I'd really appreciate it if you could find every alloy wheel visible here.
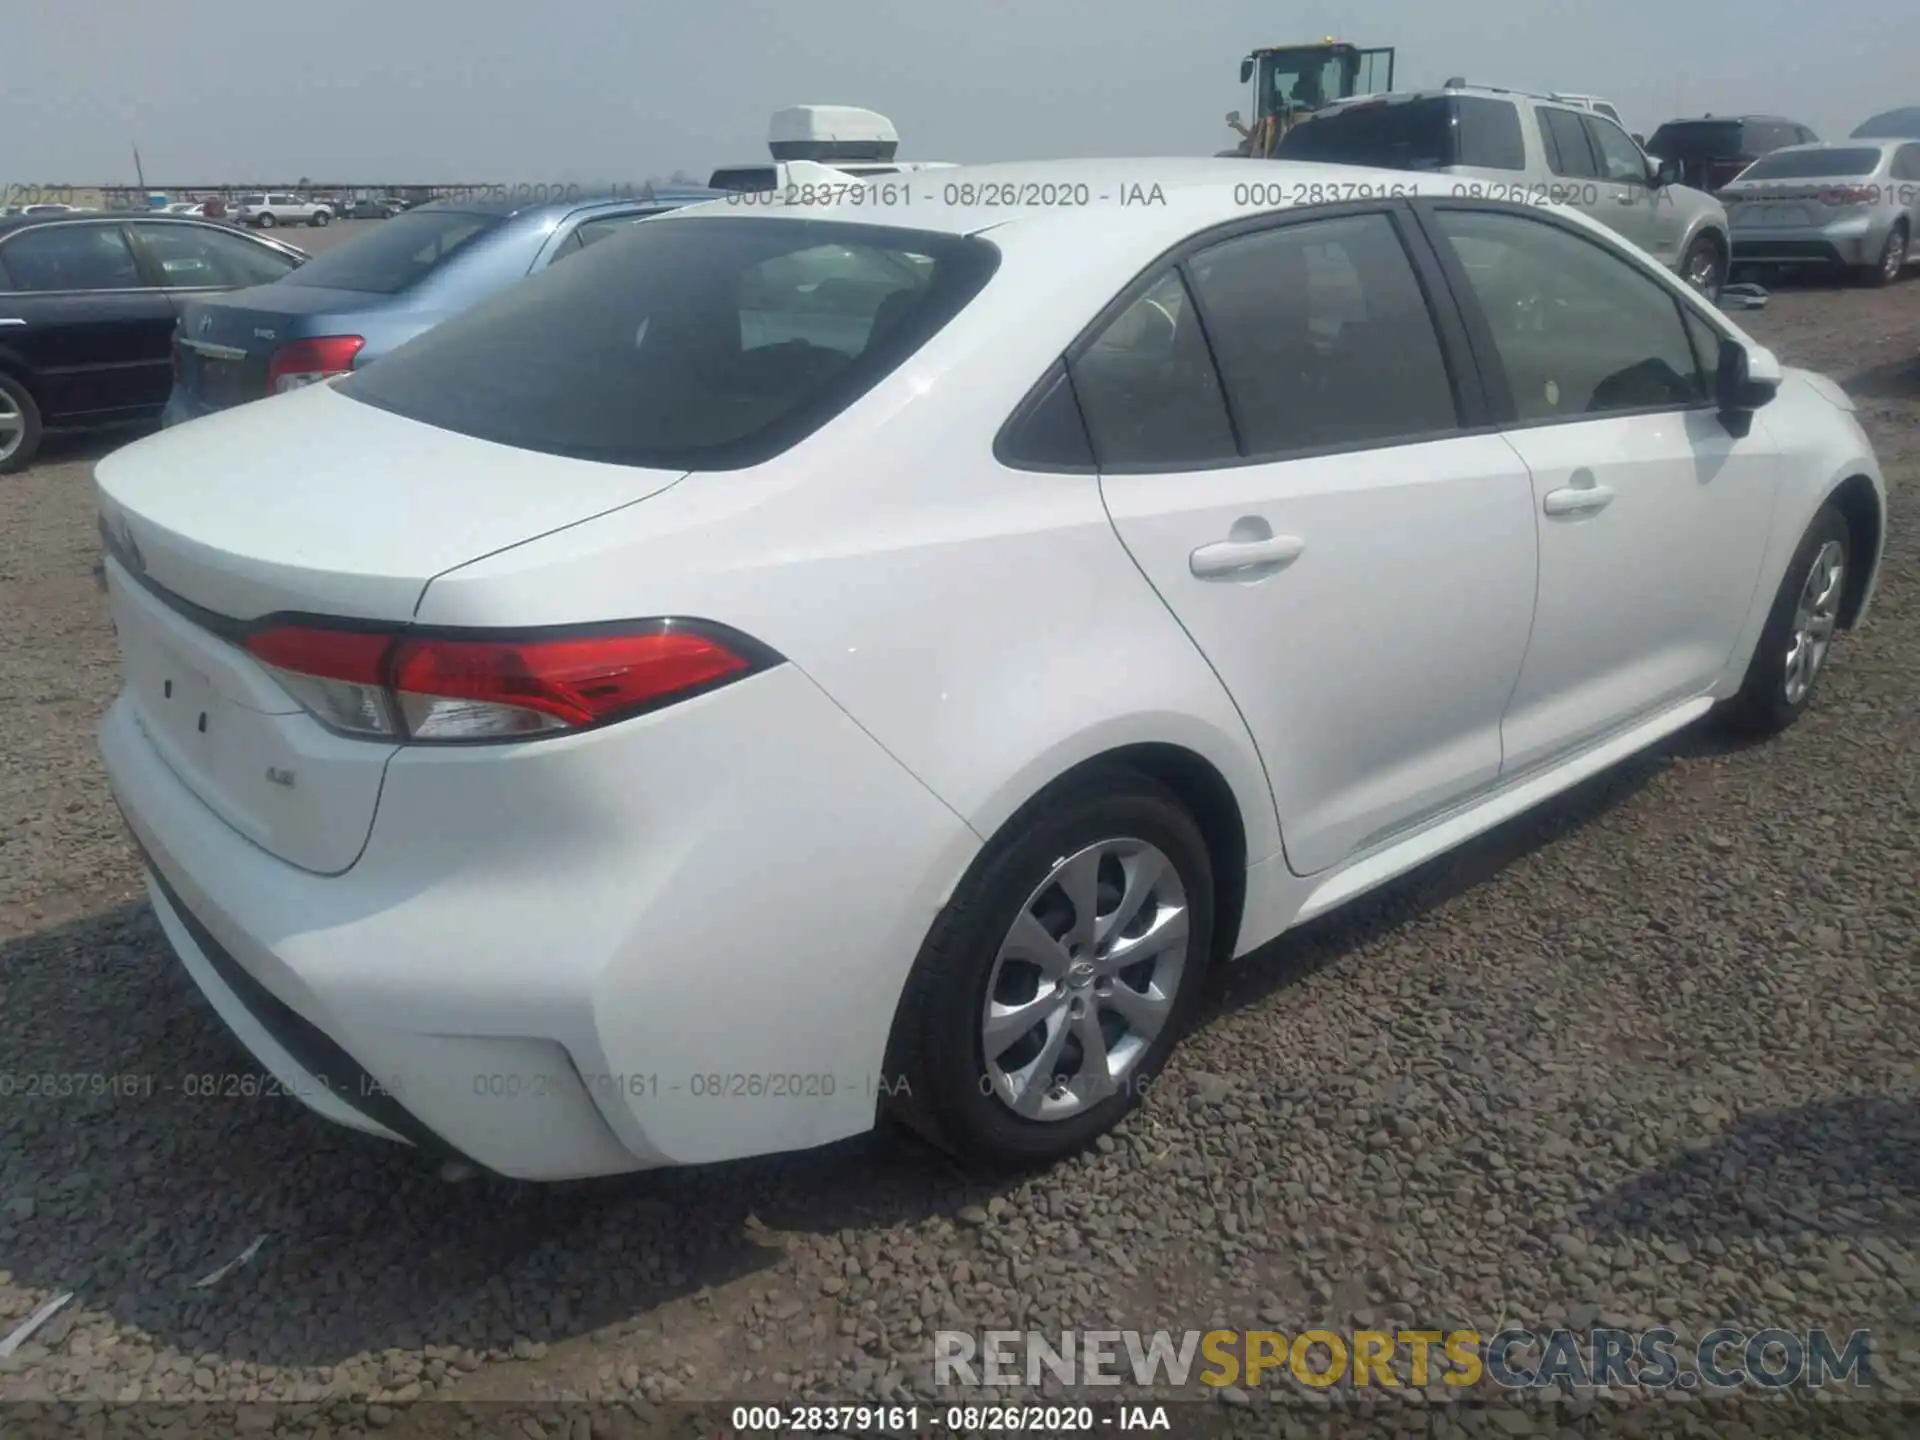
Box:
[1884,229,1908,283]
[0,390,25,465]
[981,838,1189,1121]
[1685,243,1724,300]
[1783,540,1845,706]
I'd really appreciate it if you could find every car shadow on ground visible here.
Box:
[28,421,158,471]
[1842,355,1920,403]
[1577,1095,1919,1245]
[0,717,1761,1370]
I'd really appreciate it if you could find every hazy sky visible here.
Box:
[7,0,1917,183]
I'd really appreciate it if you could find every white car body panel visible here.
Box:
[91,158,1887,1178]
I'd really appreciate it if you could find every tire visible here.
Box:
[311,210,330,227]
[1721,504,1851,735]
[884,767,1214,1170]
[0,371,44,475]
[1681,234,1725,303]
[257,213,276,229]
[1862,223,1907,288]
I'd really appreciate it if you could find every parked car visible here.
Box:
[1277,85,1732,298]
[230,193,333,228]
[164,189,721,427]
[1643,115,1816,194]
[1853,107,1920,140]
[0,215,307,471]
[94,160,1885,1178]
[346,194,408,220]
[1722,140,1920,285]
[1549,93,1626,128]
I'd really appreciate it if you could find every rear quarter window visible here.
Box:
[337,216,1000,470]
[1454,96,1526,170]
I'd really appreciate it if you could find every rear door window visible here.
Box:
[1184,212,1459,455]
[338,216,999,470]
[280,209,503,293]
[128,222,299,287]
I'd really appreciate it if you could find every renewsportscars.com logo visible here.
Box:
[933,1327,1877,1392]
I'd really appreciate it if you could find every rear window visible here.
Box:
[280,209,504,293]
[337,216,1000,471]
[1646,122,1745,158]
[1736,147,1885,180]
[1278,96,1521,170]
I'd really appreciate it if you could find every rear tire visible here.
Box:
[1721,504,1851,735]
[257,213,276,229]
[1861,223,1907,287]
[311,210,330,227]
[884,768,1214,1171]
[0,371,44,475]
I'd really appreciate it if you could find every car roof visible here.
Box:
[1655,114,1805,126]
[408,187,723,220]
[0,212,249,238]
[1751,139,1898,158]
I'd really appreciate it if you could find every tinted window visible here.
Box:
[1738,147,1886,180]
[1455,96,1526,169]
[0,224,143,291]
[1584,116,1649,184]
[130,222,298,287]
[281,209,503,293]
[574,215,649,249]
[1540,108,1601,178]
[1646,121,1743,158]
[237,194,266,206]
[1278,97,1458,170]
[997,362,1094,470]
[1595,103,1623,125]
[1434,209,1705,421]
[1186,213,1457,454]
[1069,268,1236,467]
[339,216,999,470]
[709,167,777,194]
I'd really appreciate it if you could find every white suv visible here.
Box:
[231,193,332,229]
[1281,84,1730,299]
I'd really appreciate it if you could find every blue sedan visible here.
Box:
[164,188,723,424]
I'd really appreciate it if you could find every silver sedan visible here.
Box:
[1722,139,1920,286]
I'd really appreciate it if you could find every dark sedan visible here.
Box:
[0,214,308,472]
[165,188,723,426]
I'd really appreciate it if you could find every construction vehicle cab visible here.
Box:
[1226,41,1396,158]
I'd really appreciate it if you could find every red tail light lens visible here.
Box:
[265,336,365,395]
[1818,185,1878,207]
[241,622,771,742]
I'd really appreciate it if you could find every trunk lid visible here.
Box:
[96,382,689,873]
[174,286,377,412]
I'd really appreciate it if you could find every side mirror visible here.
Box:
[1239,58,1254,84]
[1717,337,1780,435]
[1648,156,1679,189]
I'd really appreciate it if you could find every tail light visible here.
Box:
[241,620,777,743]
[1818,185,1878,207]
[266,336,364,395]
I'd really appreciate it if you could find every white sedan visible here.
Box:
[94,160,1887,1180]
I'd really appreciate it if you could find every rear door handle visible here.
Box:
[1189,534,1306,579]
[1543,482,1617,516]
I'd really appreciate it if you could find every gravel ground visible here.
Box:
[0,272,1915,1434]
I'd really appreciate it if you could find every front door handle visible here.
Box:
[1543,482,1617,516]
[1189,533,1306,579]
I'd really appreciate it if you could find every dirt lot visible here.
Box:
[0,273,1916,1432]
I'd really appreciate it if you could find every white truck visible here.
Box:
[230,191,333,228]
[708,105,956,194]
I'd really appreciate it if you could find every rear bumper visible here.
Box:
[99,661,980,1180]
[1730,217,1891,267]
